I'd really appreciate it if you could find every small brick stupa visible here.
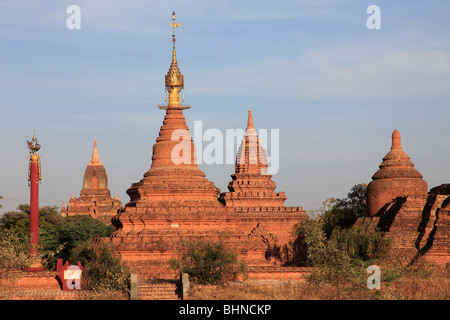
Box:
[61,138,122,224]
[219,110,308,263]
[355,130,449,267]
[367,129,428,216]
[219,109,287,208]
[110,13,308,279]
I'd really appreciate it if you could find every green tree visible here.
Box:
[331,226,389,262]
[0,204,114,270]
[51,215,114,264]
[335,183,368,218]
[314,183,368,237]
[169,240,247,285]
[294,217,368,298]
[0,204,62,235]
[294,217,327,264]
[1,205,45,255]
[0,205,65,265]
[294,184,390,298]
[70,238,129,293]
[0,205,30,238]
[0,229,29,271]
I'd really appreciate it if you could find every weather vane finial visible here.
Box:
[158,11,190,111]
[27,130,42,182]
[171,11,181,47]
[27,130,41,155]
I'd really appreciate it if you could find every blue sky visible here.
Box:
[1,0,450,214]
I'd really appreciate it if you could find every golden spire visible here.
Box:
[165,12,183,90]
[159,11,190,110]
[171,11,180,66]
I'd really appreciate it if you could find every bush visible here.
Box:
[312,184,368,237]
[169,240,247,285]
[70,238,129,293]
[330,226,390,262]
[0,205,114,266]
[52,215,114,264]
[294,217,390,299]
[0,230,28,271]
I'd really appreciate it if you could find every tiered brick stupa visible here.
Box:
[219,110,308,263]
[219,110,287,208]
[61,138,122,224]
[124,14,224,209]
[367,129,428,216]
[111,13,247,278]
[110,13,308,279]
[355,130,449,267]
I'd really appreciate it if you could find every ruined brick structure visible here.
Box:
[60,138,122,224]
[110,14,308,279]
[360,130,449,267]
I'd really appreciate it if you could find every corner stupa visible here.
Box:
[366,129,428,216]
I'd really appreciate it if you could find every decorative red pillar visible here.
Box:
[26,133,43,272]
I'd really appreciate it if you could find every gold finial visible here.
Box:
[159,11,191,111]
[27,131,42,182]
[166,11,183,91]
[171,11,181,39]
[171,11,181,61]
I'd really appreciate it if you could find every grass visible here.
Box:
[186,264,450,300]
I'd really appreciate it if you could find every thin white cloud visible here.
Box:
[187,43,450,100]
[0,0,359,39]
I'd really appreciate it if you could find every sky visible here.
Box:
[1,0,450,215]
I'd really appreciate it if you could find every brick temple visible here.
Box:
[61,14,448,276]
[60,138,122,224]
[109,14,308,279]
[356,130,450,267]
